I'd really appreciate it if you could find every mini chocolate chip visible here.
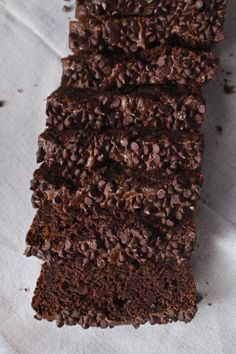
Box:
[131,142,139,151]
[54,196,62,204]
[152,144,160,154]
[195,0,203,9]
[44,240,51,251]
[84,197,93,206]
[97,258,106,268]
[63,5,73,12]
[166,219,174,228]
[157,189,166,199]
[65,240,72,251]
[198,105,206,114]
[177,111,186,121]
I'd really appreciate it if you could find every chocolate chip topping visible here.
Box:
[31,163,204,228]
[62,47,218,90]
[75,0,226,19]
[37,129,204,184]
[26,205,196,265]
[70,12,225,54]
[46,88,205,133]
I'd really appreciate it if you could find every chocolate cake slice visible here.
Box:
[62,47,218,90]
[37,128,204,177]
[46,87,205,132]
[32,258,198,328]
[76,0,226,19]
[69,13,225,54]
[31,163,204,228]
[25,205,196,265]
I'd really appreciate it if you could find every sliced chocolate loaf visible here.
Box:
[70,13,225,54]
[31,164,204,228]
[76,0,226,19]
[32,258,198,328]
[25,205,196,265]
[62,47,218,90]
[46,87,205,133]
[37,129,204,177]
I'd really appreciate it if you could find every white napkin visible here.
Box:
[0,1,235,353]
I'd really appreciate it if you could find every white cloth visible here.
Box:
[0,1,236,353]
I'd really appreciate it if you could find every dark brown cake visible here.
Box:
[31,163,204,228]
[32,258,198,328]
[27,0,227,329]
[25,205,196,265]
[75,0,226,19]
[69,13,225,54]
[46,87,205,132]
[37,128,204,178]
[61,47,218,90]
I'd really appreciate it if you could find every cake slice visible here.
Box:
[32,258,198,328]
[62,47,218,90]
[25,205,196,265]
[46,87,205,132]
[69,13,225,54]
[37,128,204,178]
[76,0,226,19]
[31,163,204,228]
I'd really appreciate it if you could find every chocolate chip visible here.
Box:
[177,111,186,121]
[152,144,160,154]
[157,189,166,199]
[223,83,234,94]
[195,1,203,10]
[84,197,93,206]
[63,5,73,12]
[216,125,223,135]
[131,142,139,151]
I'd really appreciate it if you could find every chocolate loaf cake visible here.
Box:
[62,47,218,90]
[32,258,198,328]
[25,205,196,265]
[31,164,204,228]
[69,13,225,54]
[46,87,205,132]
[26,0,227,329]
[76,0,226,19]
[37,129,204,177]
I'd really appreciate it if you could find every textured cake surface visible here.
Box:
[62,47,218,90]
[31,163,204,228]
[46,87,205,133]
[37,128,204,180]
[69,13,225,54]
[75,0,226,18]
[26,205,196,265]
[32,258,198,328]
